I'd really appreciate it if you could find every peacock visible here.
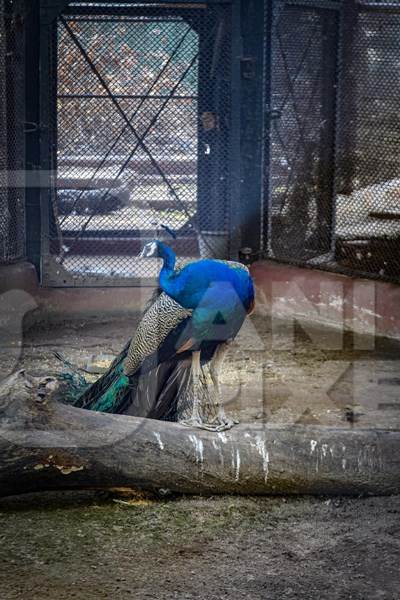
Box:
[65,236,255,431]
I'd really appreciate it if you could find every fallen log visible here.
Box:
[0,372,399,497]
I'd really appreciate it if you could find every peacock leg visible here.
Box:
[181,346,237,431]
[210,342,237,431]
[181,350,214,429]
[190,350,202,424]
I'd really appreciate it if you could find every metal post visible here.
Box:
[227,0,242,258]
[239,0,265,256]
[4,0,26,262]
[335,0,358,195]
[261,0,273,255]
[313,7,339,257]
[25,1,41,272]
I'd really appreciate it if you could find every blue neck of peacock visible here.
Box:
[158,242,177,295]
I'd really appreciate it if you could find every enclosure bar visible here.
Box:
[67,0,228,5]
[59,236,199,255]
[2,0,26,263]
[316,7,339,257]
[60,228,195,238]
[329,0,353,253]
[239,0,265,254]
[284,0,342,10]
[63,17,186,23]
[67,0,217,3]
[334,0,358,196]
[62,4,209,18]
[58,94,197,99]
[262,0,275,255]
[39,11,59,279]
[227,0,242,258]
[358,3,400,13]
[25,3,41,272]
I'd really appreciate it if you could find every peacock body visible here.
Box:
[69,240,255,430]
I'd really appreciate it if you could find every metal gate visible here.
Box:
[41,0,236,286]
[264,0,400,283]
[334,1,400,281]
[264,0,339,265]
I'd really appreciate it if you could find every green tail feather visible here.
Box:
[83,363,131,413]
[72,340,134,414]
[54,351,90,406]
[58,323,195,419]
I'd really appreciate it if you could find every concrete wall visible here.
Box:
[0,260,399,340]
[252,261,400,341]
[0,261,153,326]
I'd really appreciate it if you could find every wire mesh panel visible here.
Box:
[264,0,400,282]
[0,0,26,264]
[335,1,400,280]
[264,1,339,263]
[42,0,233,286]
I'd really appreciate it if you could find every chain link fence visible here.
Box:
[0,0,25,264]
[265,0,338,263]
[335,0,400,280]
[264,0,400,283]
[2,0,399,283]
[42,0,232,285]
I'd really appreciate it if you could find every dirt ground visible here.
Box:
[0,491,399,600]
[1,315,399,599]
[4,312,400,430]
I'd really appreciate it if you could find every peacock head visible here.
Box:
[140,225,177,258]
[140,239,161,258]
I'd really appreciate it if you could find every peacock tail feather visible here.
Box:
[73,340,132,412]
[71,291,193,416]
[83,364,131,413]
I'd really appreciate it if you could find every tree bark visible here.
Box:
[0,372,399,498]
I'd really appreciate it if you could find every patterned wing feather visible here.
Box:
[123,292,192,376]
